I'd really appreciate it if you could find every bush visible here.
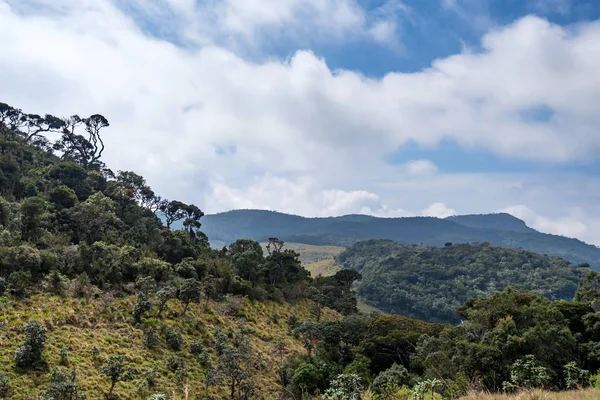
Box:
[163,327,183,351]
[46,269,68,296]
[502,355,551,391]
[8,271,32,297]
[14,320,47,369]
[144,328,160,350]
[190,340,203,355]
[143,363,159,388]
[564,361,589,389]
[0,372,10,398]
[59,346,69,366]
[324,374,363,400]
[286,314,299,334]
[372,363,411,394]
[41,369,86,400]
[132,292,152,324]
[292,362,322,395]
[167,355,186,373]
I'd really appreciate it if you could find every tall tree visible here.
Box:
[160,200,187,230]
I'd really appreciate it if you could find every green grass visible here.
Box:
[0,294,338,399]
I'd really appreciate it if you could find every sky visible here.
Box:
[1,0,600,244]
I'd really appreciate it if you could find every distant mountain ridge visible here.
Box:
[197,209,600,269]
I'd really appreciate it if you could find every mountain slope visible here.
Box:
[337,240,587,323]
[201,210,600,268]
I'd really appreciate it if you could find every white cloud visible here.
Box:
[109,0,407,50]
[401,160,439,176]
[499,205,589,239]
[423,202,457,218]
[205,175,408,218]
[1,2,600,244]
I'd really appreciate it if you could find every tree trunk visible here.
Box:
[182,301,189,317]
[107,380,116,399]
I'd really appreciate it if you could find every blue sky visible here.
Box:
[1,0,600,244]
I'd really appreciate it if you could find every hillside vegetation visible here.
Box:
[200,210,600,269]
[338,240,588,323]
[5,101,600,399]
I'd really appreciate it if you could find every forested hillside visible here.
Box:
[337,240,588,323]
[200,210,600,269]
[5,100,600,399]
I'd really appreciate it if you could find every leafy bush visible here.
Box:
[190,340,203,355]
[371,363,411,394]
[14,320,47,369]
[324,374,363,400]
[0,372,10,398]
[166,355,186,373]
[59,346,69,366]
[163,327,183,351]
[564,361,589,389]
[502,355,551,391]
[41,369,86,400]
[132,292,152,323]
[144,328,160,350]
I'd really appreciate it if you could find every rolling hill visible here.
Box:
[199,209,600,269]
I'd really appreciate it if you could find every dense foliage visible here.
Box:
[200,210,600,268]
[338,240,588,323]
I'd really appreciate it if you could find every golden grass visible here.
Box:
[260,242,346,265]
[0,293,339,399]
[460,388,600,400]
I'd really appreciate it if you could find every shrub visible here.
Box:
[14,320,47,369]
[90,345,101,359]
[167,355,186,373]
[46,269,68,296]
[143,363,159,388]
[163,327,183,351]
[41,369,86,400]
[564,361,589,389]
[59,346,69,366]
[144,328,160,350]
[324,374,363,400]
[502,355,551,391]
[190,340,203,355]
[0,372,10,398]
[132,292,152,324]
[8,271,32,297]
[372,363,411,394]
[286,314,299,334]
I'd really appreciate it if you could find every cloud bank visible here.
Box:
[1,0,600,244]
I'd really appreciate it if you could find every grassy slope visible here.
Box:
[282,243,387,315]
[460,389,600,399]
[0,294,337,399]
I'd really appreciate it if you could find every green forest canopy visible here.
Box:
[337,240,589,324]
